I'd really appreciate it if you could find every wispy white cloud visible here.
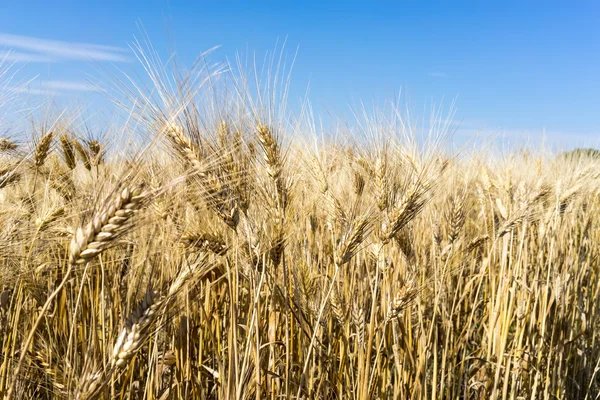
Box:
[429,71,449,78]
[0,33,130,63]
[40,80,102,92]
[9,86,61,96]
[7,79,104,96]
[0,50,56,63]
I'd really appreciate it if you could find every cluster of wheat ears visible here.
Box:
[0,47,600,400]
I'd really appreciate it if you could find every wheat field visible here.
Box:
[0,47,600,400]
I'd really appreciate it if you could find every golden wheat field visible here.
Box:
[0,47,600,400]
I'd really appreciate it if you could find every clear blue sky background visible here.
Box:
[0,1,599,149]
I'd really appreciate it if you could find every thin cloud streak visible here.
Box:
[0,33,130,62]
[7,79,104,96]
[9,86,62,96]
[41,80,102,92]
[0,50,56,63]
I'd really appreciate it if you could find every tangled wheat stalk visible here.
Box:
[5,184,148,400]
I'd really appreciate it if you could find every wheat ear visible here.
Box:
[165,124,204,172]
[69,185,146,265]
[88,140,103,166]
[60,134,76,170]
[34,131,54,167]
[257,124,287,211]
[72,137,92,170]
[166,124,241,228]
[0,138,17,151]
[111,290,162,368]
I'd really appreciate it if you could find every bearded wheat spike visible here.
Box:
[51,171,75,200]
[256,124,288,211]
[481,167,495,194]
[336,214,371,265]
[375,155,389,211]
[75,368,105,400]
[447,196,466,244]
[466,234,490,252]
[60,134,76,170]
[75,291,163,400]
[256,124,282,181]
[88,140,103,166]
[0,138,17,151]
[72,138,91,170]
[553,274,565,305]
[385,280,418,323]
[165,124,205,173]
[166,124,240,229]
[166,258,212,298]
[496,204,532,239]
[217,120,229,146]
[30,350,66,393]
[329,286,347,325]
[293,262,315,318]
[69,185,146,265]
[34,131,54,167]
[111,289,163,369]
[381,183,429,243]
[35,207,65,232]
[352,301,365,347]
[353,171,366,197]
[76,258,210,400]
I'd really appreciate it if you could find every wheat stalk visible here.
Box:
[76,258,211,399]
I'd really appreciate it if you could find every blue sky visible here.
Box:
[0,1,599,149]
